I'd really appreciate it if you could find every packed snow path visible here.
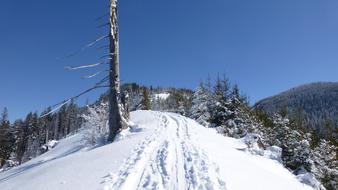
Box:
[0,111,313,190]
[103,112,226,190]
[103,111,312,190]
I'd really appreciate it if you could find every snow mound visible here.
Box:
[264,146,283,163]
[0,111,314,190]
[297,173,325,190]
[41,140,59,152]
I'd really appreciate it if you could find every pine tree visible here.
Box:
[190,82,212,126]
[264,114,313,171]
[140,88,151,110]
[22,112,39,162]
[310,139,338,190]
[66,101,79,134]
[278,106,288,118]
[0,107,9,125]
[322,119,334,142]
[0,108,14,167]
[210,76,231,126]
[12,119,27,164]
[291,107,306,131]
[58,106,68,138]
[40,107,53,145]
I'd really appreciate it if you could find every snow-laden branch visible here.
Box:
[65,61,107,71]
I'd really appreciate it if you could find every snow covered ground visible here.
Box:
[0,111,314,190]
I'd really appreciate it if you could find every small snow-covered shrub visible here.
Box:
[241,134,265,155]
[264,146,282,163]
[296,169,326,190]
[40,140,59,153]
[0,159,19,172]
[81,103,109,146]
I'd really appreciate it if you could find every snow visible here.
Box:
[264,146,283,163]
[0,111,314,190]
[296,172,323,189]
[41,140,59,151]
[153,93,170,100]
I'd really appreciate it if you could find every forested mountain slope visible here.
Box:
[255,82,338,138]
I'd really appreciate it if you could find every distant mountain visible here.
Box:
[255,82,338,136]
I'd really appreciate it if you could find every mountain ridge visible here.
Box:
[255,81,338,138]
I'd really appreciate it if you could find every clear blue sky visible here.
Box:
[1,0,338,121]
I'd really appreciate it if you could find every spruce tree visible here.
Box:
[12,119,27,164]
[0,108,14,166]
[140,88,151,110]
[22,112,39,162]
[210,76,231,126]
[190,82,212,126]
[310,139,338,190]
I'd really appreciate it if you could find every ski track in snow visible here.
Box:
[0,111,314,190]
[103,112,227,190]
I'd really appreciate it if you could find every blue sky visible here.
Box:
[1,0,338,121]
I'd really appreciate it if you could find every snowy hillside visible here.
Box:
[255,82,338,132]
[0,111,313,190]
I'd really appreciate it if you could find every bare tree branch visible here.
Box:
[81,70,108,79]
[95,76,109,85]
[65,61,107,71]
[59,35,109,59]
[100,53,115,60]
[97,22,110,28]
[96,45,109,50]
[40,76,110,118]
[95,13,109,21]
[94,85,110,88]
[40,100,71,118]
[40,84,109,118]
[86,35,109,48]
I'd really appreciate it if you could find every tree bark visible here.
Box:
[107,0,122,142]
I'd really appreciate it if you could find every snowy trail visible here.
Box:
[104,112,226,190]
[0,111,314,190]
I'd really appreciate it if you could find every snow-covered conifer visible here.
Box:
[190,83,212,126]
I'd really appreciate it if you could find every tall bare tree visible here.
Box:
[107,0,122,142]
[42,0,126,143]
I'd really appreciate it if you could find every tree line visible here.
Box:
[0,102,83,170]
[189,76,337,190]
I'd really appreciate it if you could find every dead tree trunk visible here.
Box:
[107,0,122,142]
